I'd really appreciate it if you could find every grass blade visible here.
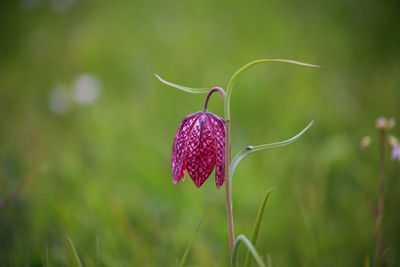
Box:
[267,254,273,267]
[154,74,213,94]
[244,187,277,267]
[96,236,100,266]
[178,202,210,267]
[45,244,49,267]
[67,237,83,267]
[232,234,266,267]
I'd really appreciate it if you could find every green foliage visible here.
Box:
[230,121,314,188]
[0,0,400,266]
[244,187,277,267]
[232,234,266,267]
[68,237,83,267]
[154,74,212,94]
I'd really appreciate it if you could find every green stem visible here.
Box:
[376,129,386,267]
[225,119,234,258]
[201,86,232,257]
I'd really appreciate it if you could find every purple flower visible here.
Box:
[172,111,225,188]
[390,137,400,161]
[376,117,387,129]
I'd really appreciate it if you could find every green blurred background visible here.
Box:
[1,0,399,266]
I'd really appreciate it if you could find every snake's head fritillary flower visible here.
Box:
[172,111,225,188]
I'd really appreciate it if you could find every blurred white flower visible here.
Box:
[48,85,71,115]
[73,74,102,104]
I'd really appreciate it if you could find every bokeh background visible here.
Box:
[1,0,399,266]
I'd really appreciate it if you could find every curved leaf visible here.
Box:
[245,187,277,267]
[232,234,266,267]
[229,120,314,185]
[224,59,321,119]
[154,74,213,94]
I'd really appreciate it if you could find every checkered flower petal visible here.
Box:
[171,112,201,184]
[206,113,226,188]
[171,111,225,188]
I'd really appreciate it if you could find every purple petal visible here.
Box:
[391,140,400,161]
[185,113,216,187]
[395,146,400,162]
[207,112,226,188]
[171,112,201,184]
[391,146,396,160]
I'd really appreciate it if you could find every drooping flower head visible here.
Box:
[172,111,225,188]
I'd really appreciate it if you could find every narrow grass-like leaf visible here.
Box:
[229,121,314,185]
[96,236,100,266]
[300,204,318,266]
[232,234,266,267]
[244,187,277,267]
[67,237,83,267]
[224,59,321,118]
[154,74,213,94]
[45,244,49,267]
[364,255,370,267]
[178,202,210,267]
[267,254,273,267]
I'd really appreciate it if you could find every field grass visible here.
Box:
[0,0,399,266]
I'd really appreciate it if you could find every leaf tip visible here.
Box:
[154,73,162,81]
[302,120,315,133]
[269,186,278,192]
